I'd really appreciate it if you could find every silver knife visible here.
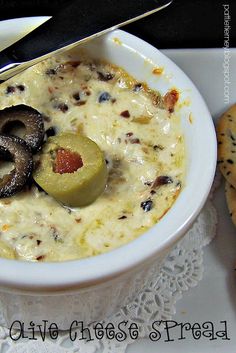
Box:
[0,0,172,81]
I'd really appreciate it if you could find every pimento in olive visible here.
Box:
[33,133,108,207]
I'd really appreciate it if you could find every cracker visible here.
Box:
[217,104,236,188]
[225,181,236,226]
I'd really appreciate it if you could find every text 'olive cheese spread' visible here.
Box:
[0,51,185,262]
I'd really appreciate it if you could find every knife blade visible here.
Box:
[0,0,172,81]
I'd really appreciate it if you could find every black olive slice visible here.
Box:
[0,135,33,198]
[0,105,45,153]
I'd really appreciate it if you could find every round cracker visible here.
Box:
[217,103,236,188]
[225,181,236,226]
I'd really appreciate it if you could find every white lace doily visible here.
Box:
[0,195,218,353]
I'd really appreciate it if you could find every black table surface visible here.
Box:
[0,0,235,49]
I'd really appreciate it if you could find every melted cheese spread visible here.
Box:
[0,52,185,262]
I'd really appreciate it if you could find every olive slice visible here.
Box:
[0,135,33,198]
[33,133,108,207]
[0,105,44,152]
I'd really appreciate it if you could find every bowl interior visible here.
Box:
[0,21,217,291]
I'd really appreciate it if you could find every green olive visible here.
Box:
[33,133,108,207]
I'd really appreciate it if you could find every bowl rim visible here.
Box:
[0,20,217,292]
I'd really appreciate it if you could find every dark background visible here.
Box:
[0,0,235,49]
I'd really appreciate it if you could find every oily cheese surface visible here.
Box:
[217,104,236,188]
[0,51,185,262]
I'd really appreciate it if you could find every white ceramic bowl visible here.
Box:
[0,17,216,329]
